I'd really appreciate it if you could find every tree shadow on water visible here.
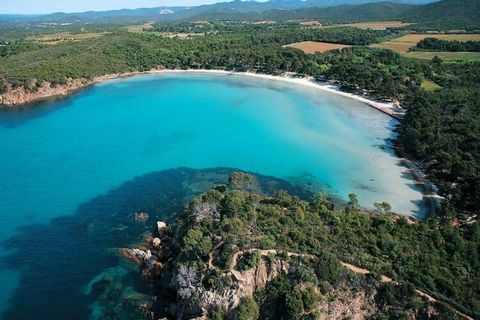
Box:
[1,167,309,320]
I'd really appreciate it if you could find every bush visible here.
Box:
[232,297,259,320]
[209,306,227,320]
[301,286,320,312]
[181,226,213,261]
[237,250,261,271]
[315,252,341,284]
[213,242,235,270]
[202,270,232,292]
[223,190,247,216]
[229,172,254,190]
[286,288,304,320]
[376,282,417,308]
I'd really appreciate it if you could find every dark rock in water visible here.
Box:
[157,221,167,235]
[134,212,150,223]
[152,237,161,248]
[89,279,110,298]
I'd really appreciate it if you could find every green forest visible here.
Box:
[415,38,480,52]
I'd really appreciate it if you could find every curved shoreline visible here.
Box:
[0,68,437,217]
[1,69,405,119]
[159,69,406,119]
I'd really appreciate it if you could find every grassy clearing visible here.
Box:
[297,21,409,30]
[286,41,351,54]
[30,32,105,44]
[406,51,480,61]
[421,80,442,91]
[297,20,323,27]
[161,32,205,39]
[373,33,480,53]
[126,23,154,33]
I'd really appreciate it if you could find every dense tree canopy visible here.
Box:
[170,178,480,318]
[416,38,480,52]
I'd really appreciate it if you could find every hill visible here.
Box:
[187,0,479,29]
[0,0,435,25]
[403,0,480,30]
[7,0,477,30]
[189,2,416,23]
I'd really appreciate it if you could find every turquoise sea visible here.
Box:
[0,73,426,319]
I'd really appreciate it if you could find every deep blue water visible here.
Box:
[0,73,426,319]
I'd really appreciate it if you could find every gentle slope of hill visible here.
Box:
[0,0,435,24]
[403,0,480,29]
[189,2,416,22]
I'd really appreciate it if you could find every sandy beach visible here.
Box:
[0,68,405,120]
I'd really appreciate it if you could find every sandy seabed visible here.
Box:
[157,69,406,119]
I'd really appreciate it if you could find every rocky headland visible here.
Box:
[118,173,473,320]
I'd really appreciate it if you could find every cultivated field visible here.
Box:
[287,41,351,54]
[343,21,411,30]
[296,21,408,30]
[298,20,323,27]
[162,32,205,39]
[30,32,105,44]
[373,33,480,53]
[127,23,154,33]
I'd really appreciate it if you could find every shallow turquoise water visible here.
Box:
[0,73,425,318]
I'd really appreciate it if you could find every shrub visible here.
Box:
[237,250,261,271]
[232,297,259,320]
[315,252,341,284]
[286,288,304,320]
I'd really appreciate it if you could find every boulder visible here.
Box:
[152,237,161,247]
[157,221,167,234]
[132,248,150,261]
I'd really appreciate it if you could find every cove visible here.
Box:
[0,72,426,318]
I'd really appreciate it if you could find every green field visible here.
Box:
[420,79,442,91]
[405,51,480,61]
[373,33,480,55]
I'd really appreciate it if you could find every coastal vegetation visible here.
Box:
[135,173,480,319]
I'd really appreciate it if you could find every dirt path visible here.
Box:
[340,262,437,302]
[212,248,473,320]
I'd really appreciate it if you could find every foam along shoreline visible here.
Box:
[159,69,407,119]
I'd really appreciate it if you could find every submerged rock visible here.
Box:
[134,212,150,222]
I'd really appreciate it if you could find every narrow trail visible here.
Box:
[209,248,473,320]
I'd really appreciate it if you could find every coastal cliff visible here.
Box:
[0,67,164,107]
[0,78,92,106]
